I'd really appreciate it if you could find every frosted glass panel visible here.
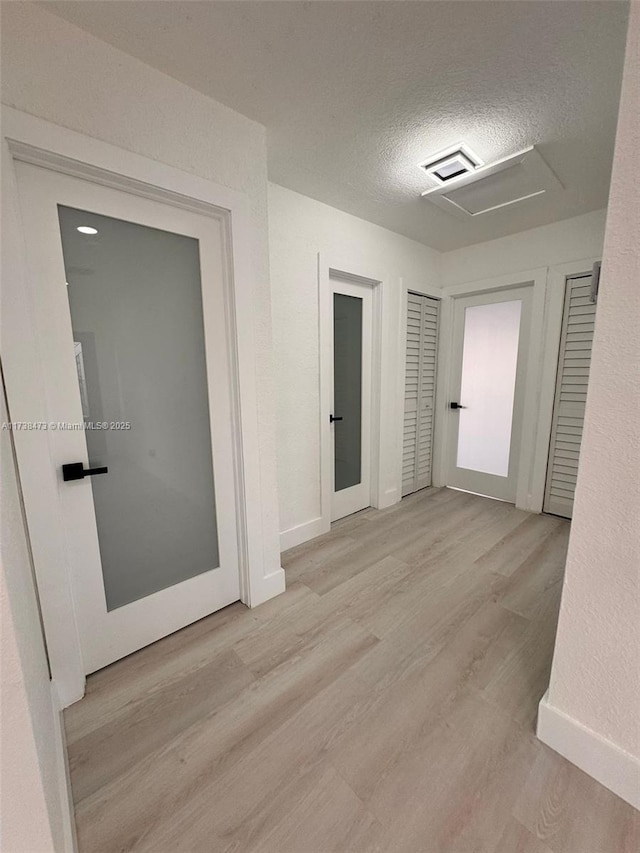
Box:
[333,293,362,491]
[456,300,522,477]
[58,206,219,611]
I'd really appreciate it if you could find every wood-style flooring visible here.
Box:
[64,488,639,852]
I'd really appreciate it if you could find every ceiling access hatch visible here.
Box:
[421,147,563,218]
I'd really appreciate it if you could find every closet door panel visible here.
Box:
[402,293,440,497]
[544,274,597,518]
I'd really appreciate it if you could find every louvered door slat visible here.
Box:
[402,292,439,497]
[544,273,597,518]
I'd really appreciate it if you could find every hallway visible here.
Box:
[63,488,637,852]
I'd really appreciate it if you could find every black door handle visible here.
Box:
[450,402,467,410]
[62,462,109,482]
[329,414,343,423]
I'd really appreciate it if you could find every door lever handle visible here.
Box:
[329,414,343,423]
[449,402,467,410]
[62,462,109,482]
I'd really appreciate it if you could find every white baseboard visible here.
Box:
[376,487,400,511]
[537,690,640,810]
[248,566,287,607]
[50,680,78,852]
[280,516,329,552]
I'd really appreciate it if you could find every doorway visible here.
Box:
[12,161,241,676]
[446,286,533,503]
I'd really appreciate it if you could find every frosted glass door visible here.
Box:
[15,162,240,675]
[330,278,372,522]
[59,206,219,611]
[456,300,522,477]
[447,288,532,503]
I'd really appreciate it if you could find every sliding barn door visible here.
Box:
[402,293,439,497]
[544,273,597,518]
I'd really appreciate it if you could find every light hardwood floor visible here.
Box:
[64,488,639,853]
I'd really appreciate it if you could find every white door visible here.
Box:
[447,286,532,502]
[14,162,240,674]
[402,292,440,497]
[330,278,373,521]
[544,272,597,518]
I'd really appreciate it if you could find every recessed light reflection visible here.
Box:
[77,226,98,235]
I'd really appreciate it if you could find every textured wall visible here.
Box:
[547,4,639,758]
[441,208,607,287]
[268,182,440,535]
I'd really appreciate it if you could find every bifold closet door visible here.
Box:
[402,293,439,497]
[544,273,597,518]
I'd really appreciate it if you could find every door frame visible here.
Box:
[1,107,285,707]
[445,285,534,503]
[318,257,384,535]
[432,268,549,510]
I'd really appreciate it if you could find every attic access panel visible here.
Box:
[422,147,563,219]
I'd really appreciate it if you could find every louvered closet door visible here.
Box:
[402,293,439,496]
[544,273,597,518]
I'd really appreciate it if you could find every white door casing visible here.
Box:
[1,108,285,706]
[446,285,533,503]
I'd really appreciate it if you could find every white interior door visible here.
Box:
[544,272,597,518]
[330,278,373,521]
[15,162,240,674]
[446,286,532,502]
[402,292,440,497]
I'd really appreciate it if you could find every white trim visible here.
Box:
[537,691,640,811]
[280,516,329,552]
[318,254,385,529]
[50,682,78,852]
[378,486,400,510]
[1,107,284,706]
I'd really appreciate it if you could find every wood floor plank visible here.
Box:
[492,818,555,853]
[499,523,569,620]
[326,601,529,804]
[73,618,377,850]
[64,489,636,853]
[512,748,640,853]
[367,693,536,852]
[474,512,566,577]
[67,647,255,803]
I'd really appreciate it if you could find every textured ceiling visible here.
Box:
[44,1,629,251]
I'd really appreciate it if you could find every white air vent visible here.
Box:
[421,147,562,218]
[418,143,482,186]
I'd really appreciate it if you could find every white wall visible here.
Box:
[268,183,440,547]
[538,4,640,809]
[1,389,72,853]
[441,208,606,287]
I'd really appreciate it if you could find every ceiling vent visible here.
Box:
[418,143,482,185]
[420,146,562,218]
